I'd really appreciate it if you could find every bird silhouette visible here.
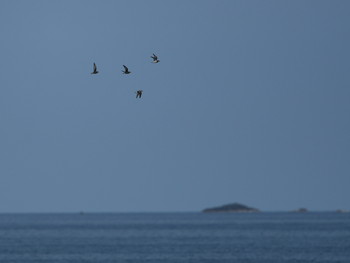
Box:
[122,65,131,74]
[91,63,99,74]
[136,90,143,98]
[151,53,160,63]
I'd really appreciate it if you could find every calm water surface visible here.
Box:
[0,212,349,263]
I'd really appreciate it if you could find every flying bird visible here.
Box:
[91,63,99,74]
[122,65,131,74]
[151,53,160,63]
[136,90,143,98]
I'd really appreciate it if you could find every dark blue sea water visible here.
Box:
[0,212,349,263]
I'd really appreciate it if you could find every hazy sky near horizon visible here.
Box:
[0,0,349,212]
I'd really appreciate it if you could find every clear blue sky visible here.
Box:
[0,0,349,212]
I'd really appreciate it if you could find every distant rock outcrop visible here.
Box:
[202,202,259,213]
[292,208,308,213]
[336,209,349,213]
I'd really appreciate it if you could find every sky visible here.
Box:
[0,0,349,212]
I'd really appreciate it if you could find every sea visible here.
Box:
[0,212,349,263]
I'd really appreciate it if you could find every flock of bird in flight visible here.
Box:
[91,53,160,98]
